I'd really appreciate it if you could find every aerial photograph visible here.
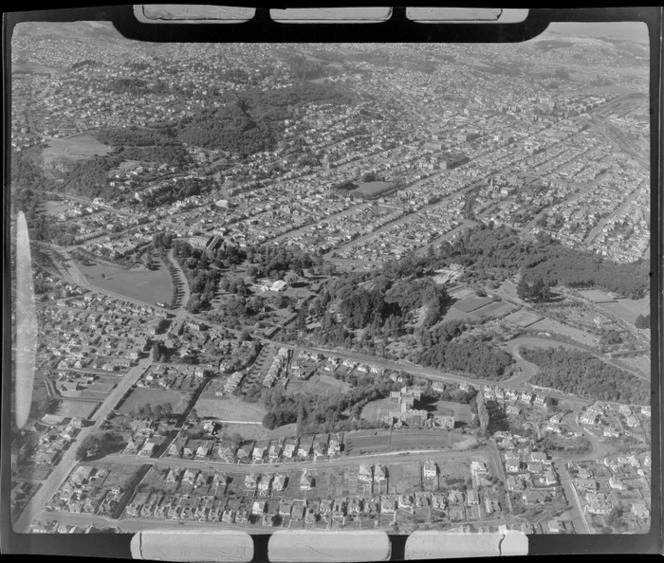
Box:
[9,17,651,538]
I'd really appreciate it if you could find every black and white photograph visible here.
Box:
[4,6,659,556]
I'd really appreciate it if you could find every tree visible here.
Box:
[517,275,551,302]
[634,314,650,329]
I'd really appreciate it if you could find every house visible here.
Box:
[273,473,287,491]
[304,508,317,525]
[268,441,282,462]
[313,436,328,459]
[358,464,373,483]
[244,474,257,490]
[448,490,464,504]
[236,442,253,461]
[530,452,547,463]
[585,492,611,515]
[221,509,236,524]
[423,461,437,479]
[328,434,342,457]
[300,471,314,490]
[380,495,396,514]
[332,498,346,519]
[398,494,413,511]
[217,442,236,462]
[298,436,313,459]
[252,445,267,462]
[258,474,273,493]
[279,500,293,517]
[374,465,387,482]
[252,500,266,515]
[182,469,197,485]
[471,460,488,475]
[282,439,297,459]
[195,442,212,459]
[547,519,563,533]
[505,459,521,473]
[466,489,480,506]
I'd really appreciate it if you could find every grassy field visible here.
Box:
[360,398,394,422]
[76,260,173,305]
[433,400,473,425]
[453,295,494,313]
[526,317,598,347]
[469,300,515,318]
[287,374,350,397]
[195,395,266,422]
[355,181,395,197]
[578,289,615,303]
[53,399,98,419]
[596,298,650,325]
[42,134,112,166]
[504,310,544,327]
[41,201,70,215]
[345,429,463,456]
[118,388,190,415]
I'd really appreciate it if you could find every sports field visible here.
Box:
[453,295,494,313]
[76,260,173,305]
[42,133,112,166]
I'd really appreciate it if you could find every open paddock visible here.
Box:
[345,429,463,456]
[117,388,191,416]
[195,395,266,422]
[387,462,421,494]
[53,399,98,419]
[286,374,350,397]
[76,260,173,306]
[596,299,649,326]
[578,289,615,303]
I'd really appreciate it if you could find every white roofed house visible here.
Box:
[328,434,342,457]
[268,441,282,463]
[423,460,438,479]
[358,464,373,483]
[258,473,273,493]
[374,465,387,483]
[300,470,314,490]
[282,438,298,460]
[273,473,287,492]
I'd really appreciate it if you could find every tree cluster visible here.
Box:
[75,432,125,461]
[521,346,649,404]
[415,337,513,381]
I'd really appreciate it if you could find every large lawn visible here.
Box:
[286,374,350,397]
[194,395,266,422]
[118,388,190,416]
[76,260,173,305]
